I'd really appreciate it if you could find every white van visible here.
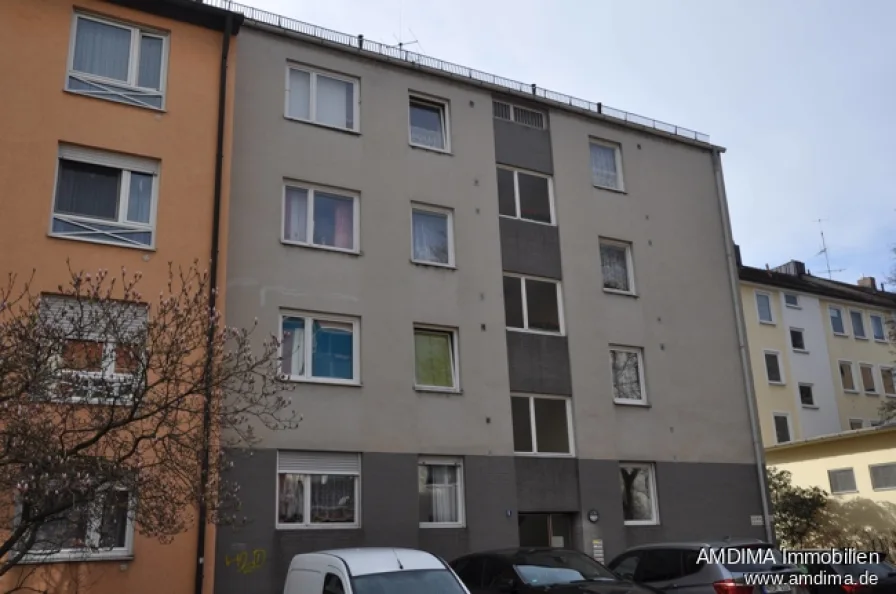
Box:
[283,547,471,594]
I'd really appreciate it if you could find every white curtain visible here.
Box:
[138,36,163,90]
[284,187,308,242]
[278,474,304,523]
[316,75,354,129]
[127,173,153,223]
[421,465,458,523]
[288,69,311,120]
[73,18,131,81]
[281,317,305,376]
[412,211,448,264]
[590,144,618,188]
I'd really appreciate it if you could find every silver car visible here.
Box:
[607,539,809,594]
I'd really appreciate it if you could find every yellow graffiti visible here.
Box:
[225,548,267,574]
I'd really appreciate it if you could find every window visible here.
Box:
[773,413,791,444]
[496,167,554,224]
[492,100,546,129]
[839,361,856,392]
[67,13,167,109]
[409,95,449,151]
[285,65,359,131]
[870,420,883,427]
[764,351,783,384]
[620,463,659,525]
[282,183,359,253]
[51,145,158,248]
[848,418,864,430]
[414,326,459,391]
[280,313,359,384]
[850,310,867,339]
[784,293,800,308]
[600,239,635,294]
[503,275,563,334]
[418,457,464,527]
[755,292,774,324]
[323,574,346,594]
[276,451,360,528]
[871,314,886,341]
[881,367,896,396]
[637,549,687,582]
[411,205,454,266]
[511,395,573,455]
[869,463,896,491]
[610,346,647,404]
[790,328,806,352]
[19,487,133,560]
[609,554,641,581]
[829,306,846,335]
[860,363,877,393]
[799,384,815,407]
[827,468,857,494]
[590,139,623,191]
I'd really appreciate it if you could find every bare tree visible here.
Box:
[0,261,297,586]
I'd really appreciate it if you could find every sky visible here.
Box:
[241,0,895,288]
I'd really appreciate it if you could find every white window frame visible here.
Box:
[418,457,465,528]
[859,362,878,394]
[599,238,636,296]
[755,290,775,325]
[55,339,137,405]
[881,366,896,397]
[503,273,566,336]
[408,94,451,153]
[620,462,659,526]
[278,312,361,386]
[829,306,847,336]
[413,325,460,393]
[16,487,135,563]
[798,383,816,408]
[772,412,792,444]
[511,394,575,457]
[850,310,867,340]
[789,327,808,353]
[609,346,648,406]
[281,182,361,254]
[848,418,864,430]
[50,145,159,250]
[870,314,887,342]
[827,467,857,494]
[763,350,784,385]
[589,139,625,191]
[492,100,547,129]
[496,166,556,226]
[784,293,800,308]
[275,452,361,530]
[67,13,169,110]
[410,204,455,268]
[284,64,360,132]
[839,360,858,393]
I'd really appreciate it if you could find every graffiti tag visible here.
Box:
[225,548,267,575]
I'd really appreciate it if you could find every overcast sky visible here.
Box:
[242,0,895,288]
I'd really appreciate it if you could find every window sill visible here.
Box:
[419,523,466,529]
[280,376,361,387]
[871,486,896,492]
[623,520,659,527]
[276,524,360,531]
[414,386,462,395]
[864,391,879,396]
[843,389,860,395]
[64,87,166,113]
[801,404,819,409]
[506,327,565,337]
[886,393,896,398]
[785,305,802,310]
[614,399,650,408]
[281,240,361,256]
[793,349,810,355]
[498,214,557,227]
[768,381,786,386]
[48,232,156,252]
[832,491,859,496]
[874,339,889,344]
[283,114,361,136]
[593,184,626,195]
[833,332,850,338]
[17,551,134,565]
[411,259,456,270]
[759,320,777,326]
[513,451,575,459]
[409,143,452,156]
[855,336,870,341]
[603,288,638,298]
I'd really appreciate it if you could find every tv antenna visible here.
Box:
[813,219,845,279]
[392,0,424,59]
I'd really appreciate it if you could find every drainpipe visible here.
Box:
[195,13,233,594]
[711,149,776,544]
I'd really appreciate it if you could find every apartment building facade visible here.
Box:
[739,259,896,448]
[216,8,769,593]
[0,1,241,592]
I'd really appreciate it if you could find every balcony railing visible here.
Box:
[205,0,711,144]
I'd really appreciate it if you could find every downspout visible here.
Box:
[196,13,233,594]
[711,149,776,544]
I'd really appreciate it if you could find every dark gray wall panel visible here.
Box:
[464,455,520,553]
[578,459,628,558]
[493,118,553,174]
[515,457,579,512]
[499,217,562,279]
[506,332,572,395]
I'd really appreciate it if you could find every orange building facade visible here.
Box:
[0,0,241,592]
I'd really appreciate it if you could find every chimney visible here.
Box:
[771,260,806,277]
[734,244,742,267]
[857,277,877,289]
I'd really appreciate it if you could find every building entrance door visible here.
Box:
[518,513,573,549]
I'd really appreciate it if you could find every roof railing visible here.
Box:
[205,0,711,144]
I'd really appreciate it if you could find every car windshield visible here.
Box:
[352,569,468,594]
[722,545,790,573]
[512,550,618,586]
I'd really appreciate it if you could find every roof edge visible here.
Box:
[105,0,244,34]
[766,423,896,454]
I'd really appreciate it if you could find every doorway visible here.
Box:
[518,513,573,548]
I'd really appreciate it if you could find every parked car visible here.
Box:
[283,547,470,594]
[450,547,663,593]
[797,550,896,594]
[606,539,808,594]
